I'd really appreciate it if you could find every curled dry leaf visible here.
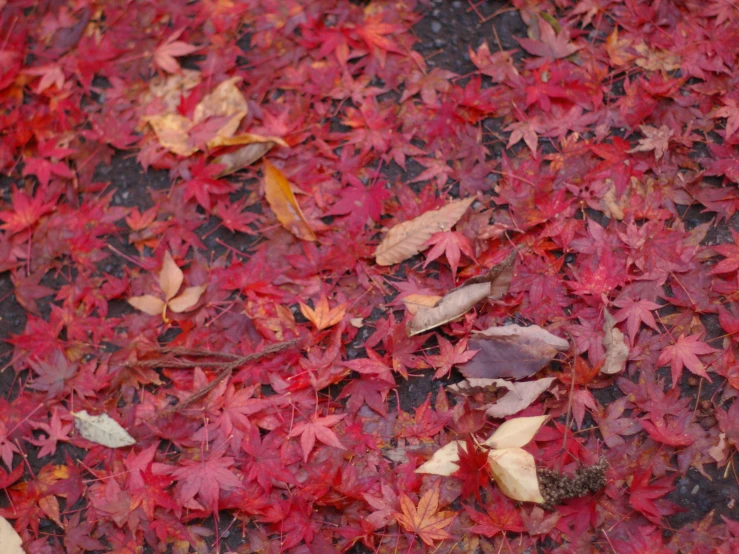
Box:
[214,135,289,177]
[458,324,569,380]
[375,197,474,266]
[0,516,24,554]
[602,310,629,374]
[407,252,515,336]
[73,410,136,448]
[128,251,207,321]
[263,160,317,241]
[402,293,442,315]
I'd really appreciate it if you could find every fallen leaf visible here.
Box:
[602,310,628,374]
[483,377,556,418]
[0,516,23,554]
[375,197,474,266]
[395,485,456,546]
[154,30,199,73]
[214,135,289,177]
[193,76,247,146]
[487,448,545,504]
[263,160,317,241]
[402,293,443,315]
[628,125,673,160]
[143,113,196,156]
[458,325,569,379]
[416,440,465,476]
[407,252,515,336]
[299,294,347,330]
[73,410,136,448]
[482,415,548,449]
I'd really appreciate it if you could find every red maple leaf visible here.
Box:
[289,413,346,462]
[22,140,75,187]
[451,436,490,501]
[711,228,739,274]
[629,469,681,525]
[517,19,581,60]
[657,333,718,385]
[0,186,56,235]
[464,490,525,537]
[169,445,243,513]
[28,408,73,458]
[640,411,697,447]
[613,297,661,343]
[423,231,476,278]
[426,336,478,379]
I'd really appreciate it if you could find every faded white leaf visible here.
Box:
[73,410,136,448]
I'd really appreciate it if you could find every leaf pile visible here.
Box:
[0,0,738,552]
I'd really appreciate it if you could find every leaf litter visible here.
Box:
[0,0,738,551]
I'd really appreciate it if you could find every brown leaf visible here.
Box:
[213,135,288,176]
[602,310,628,374]
[407,252,515,336]
[482,377,556,418]
[193,77,247,146]
[263,160,317,241]
[143,113,195,156]
[458,324,569,379]
[395,485,456,545]
[375,197,474,266]
[402,293,443,315]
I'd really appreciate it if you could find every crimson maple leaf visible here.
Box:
[423,231,476,278]
[182,157,236,211]
[289,413,346,462]
[629,469,682,525]
[0,186,56,235]
[426,336,478,379]
[612,297,661,343]
[169,445,243,513]
[28,408,73,457]
[242,428,299,493]
[153,29,199,73]
[657,333,718,385]
[517,19,581,59]
[464,489,525,537]
[639,411,698,447]
[22,140,75,187]
[451,436,490,501]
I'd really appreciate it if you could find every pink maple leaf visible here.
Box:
[289,413,346,462]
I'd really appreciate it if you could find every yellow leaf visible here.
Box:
[263,160,316,241]
[193,77,248,147]
[488,448,545,503]
[127,294,166,316]
[299,294,346,330]
[143,113,195,156]
[159,251,184,301]
[415,440,464,476]
[375,197,474,266]
[168,284,207,313]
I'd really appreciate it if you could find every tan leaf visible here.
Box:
[72,410,136,448]
[213,135,288,176]
[402,293,443,315]
[143,113,195,156]
[487,448,545,503]
[483,415,547,449]
[408,282,490,336]
[299,295,346,330]
[193,77,247,140]
[159,251,184,301]
[484,377,556,418]
[628,124,673,160]
[263,160,316,241]
[375,197,474,266]
[0,515,24,554]
[602,310,628,374]
[634,42,681,72]
[458,324,569,379]
[395,485,456,546]
[600,182,625,220]
[168,285,207,313]
[127,294,166,316]
[415,440,464,476]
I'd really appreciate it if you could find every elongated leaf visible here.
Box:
[488,448,544,503]
[484,377,556,418]
[602,310,629,374]
[408,282,490,336]
[483,415,547,449]
[375,197,474,266]
[73,410,136,448]
[263,160,316,241]
[127,294,166,316]
[168,284,207,313]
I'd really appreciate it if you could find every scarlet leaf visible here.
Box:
[395,485,456,546]
[289,413,347,462]
[657,333,718,385]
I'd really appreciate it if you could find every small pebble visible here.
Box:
[452,0,462,6]
[431,21,442,33]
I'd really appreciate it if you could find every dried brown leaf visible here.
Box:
[482,415,547,449]
[375,197,474,266]
[408,282,490,336]
[483,377,556,418]
[193,77,247,145]
[159,251,184,301]
[602,310,628,374]
[168,285,207,313]
[488,448,544,503]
